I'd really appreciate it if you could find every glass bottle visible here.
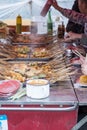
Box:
[57,21,65,39]
[47,10,53,35]
[16,14,22,34]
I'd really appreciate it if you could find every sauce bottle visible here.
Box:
[16,15,22,34]
[40,0,53,17]
[57,22,65,39]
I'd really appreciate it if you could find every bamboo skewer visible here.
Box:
[0,34,76,83]
[0,47,17,56]
[72,49,83,57]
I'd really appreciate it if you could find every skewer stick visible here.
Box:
[72,50,83,57]
[75,50,83,56]
[72,50,80,57]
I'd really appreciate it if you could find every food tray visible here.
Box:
[11,33,55,46]
[7,45,53,61]
[11,42,50,47]
[5,62,49,81]
[7,57,53,62]
[4,60,59,87]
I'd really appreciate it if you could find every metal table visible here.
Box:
[71,67,87,130]
[71,66,87,106]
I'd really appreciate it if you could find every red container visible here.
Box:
[0,81,78,130]
[0,104,78,130]
[40,0,53,17]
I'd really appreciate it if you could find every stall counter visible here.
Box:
[0,80,78,130]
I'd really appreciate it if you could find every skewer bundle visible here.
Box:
[0,44,17,59]
[0,36,75,83]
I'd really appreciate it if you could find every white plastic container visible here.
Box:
[31,16,47,34]
[26,79,50,99]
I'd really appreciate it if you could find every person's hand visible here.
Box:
[51,0,63,12]
[80,55,85,64]
[80,56,87,75]
[81,63,87,75]
[64,32,82,42]
[52,0,59,9]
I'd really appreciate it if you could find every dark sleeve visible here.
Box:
[80,34,87,45]
[66,0,84,33]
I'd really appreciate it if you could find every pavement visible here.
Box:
[78,106,87,130]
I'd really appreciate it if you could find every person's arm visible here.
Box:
[81,56,87,75]
[66,21,84,33]
[66,0,79,33]
[65,31,87,45]
[52,0,87,25]
[80,34,87,45]
[64,32,82,41]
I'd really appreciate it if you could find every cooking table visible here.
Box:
[61,40,87,106]
[0,79,78,130]
[0,37,81,130]
[70,66,87,130]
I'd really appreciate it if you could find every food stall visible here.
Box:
[0,4,86,127]
[0,28,80,130]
